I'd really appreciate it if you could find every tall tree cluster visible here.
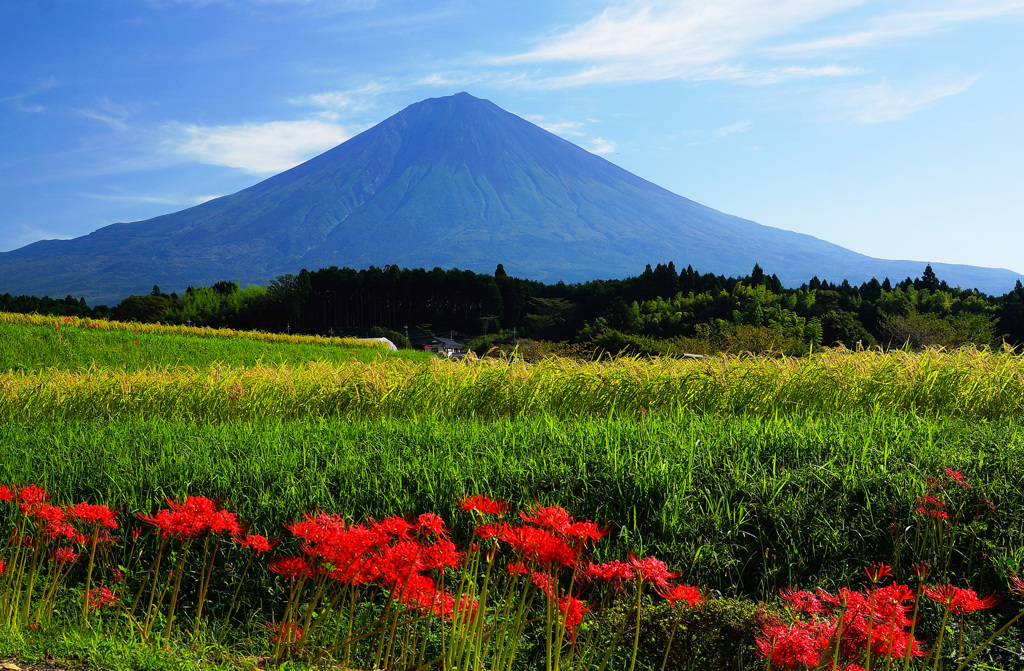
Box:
[4,262,1024,355]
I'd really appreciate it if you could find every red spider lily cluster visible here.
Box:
[759,565,1004,669]
[264,495,705,662]
[87,586,118,609]
[2,481,1021,670]
[758,571,925,670]
[914,467,997,525]
[270,510,466,619]
[923,584,998,614]
[138,495,243,539]
[2,485,118,554]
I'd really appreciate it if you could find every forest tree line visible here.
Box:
[4,262,1024,356]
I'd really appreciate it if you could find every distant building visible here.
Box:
[425,337,465,357]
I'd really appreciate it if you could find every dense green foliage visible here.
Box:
[6,262,1024,355]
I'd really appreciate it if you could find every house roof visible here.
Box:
[429,337,465,347]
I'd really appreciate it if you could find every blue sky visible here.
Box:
[3,0,1023,277]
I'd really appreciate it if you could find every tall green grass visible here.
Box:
[1,413,1021,600]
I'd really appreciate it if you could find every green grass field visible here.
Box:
[2,412,1021,597]
[1,312,1022,670]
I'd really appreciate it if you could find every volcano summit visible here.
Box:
[1,92,1020,304]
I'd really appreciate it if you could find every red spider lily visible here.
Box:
[0,485,13,502]
[583,559,635,583]
[531,571,557,598]
[498,525,579,567]
[558,595,589,640]
[475,522,507,539]
[267,621,303,645]
[17,485,51,515]
[269,556,315,580]
[925,585,999,614]
[864,562,893,583]
[287,511,349,548]
[875,582,915,606]
[915,493,950,521]
[415,512,448,538]
[429,590,478,623]
[911,562,930,580]
[49,546,80,564]
[759,581,925,670]
[206,509,244,535]
[756,617,831,670]
[519,505,573,534]
[564,520,609,544]
[942,467,971,489]
[41,518,81,543]
[139,496,241,539]
[67,502,119,529]
[378,540,429,585]
[660,584,705,608]
[1009,575,1024,596]
[460,495,509,516]
[780,587,827,615]
[507,560,530,575]
[235,533,275,555]
[87,586,118,609]
[371,515,412,539]
[420,539,462,571]
[627,554,678,592]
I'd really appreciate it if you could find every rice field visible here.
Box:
[2,312,1023,669]
[2,342,1024,422]
[0,311,425,373]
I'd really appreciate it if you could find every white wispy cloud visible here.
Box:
[714,121,752,137]
[2,76,59,113]
[77,192,184,205]
[163,119,349,173]
[146,0,376,8]
[585,137,617,154]
[289,81,389,118]
[76,97,135,131]
[826,76,978,123]
[774,1,1024,55]
[523,114,586,136]
[494,0,1023,89]
[11,223,73,248]
[495,0,862,85]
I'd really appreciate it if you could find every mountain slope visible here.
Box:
[1,92,1020,303]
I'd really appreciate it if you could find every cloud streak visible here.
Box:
[774,1,1024,55]
[164,119,349,173]
[585,137,617,154]
[495,0,862,84]
[826,77,978,123]
[2,76,59,113]
[493,0,1022,91]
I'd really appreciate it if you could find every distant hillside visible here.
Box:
[1,92,1021,303]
